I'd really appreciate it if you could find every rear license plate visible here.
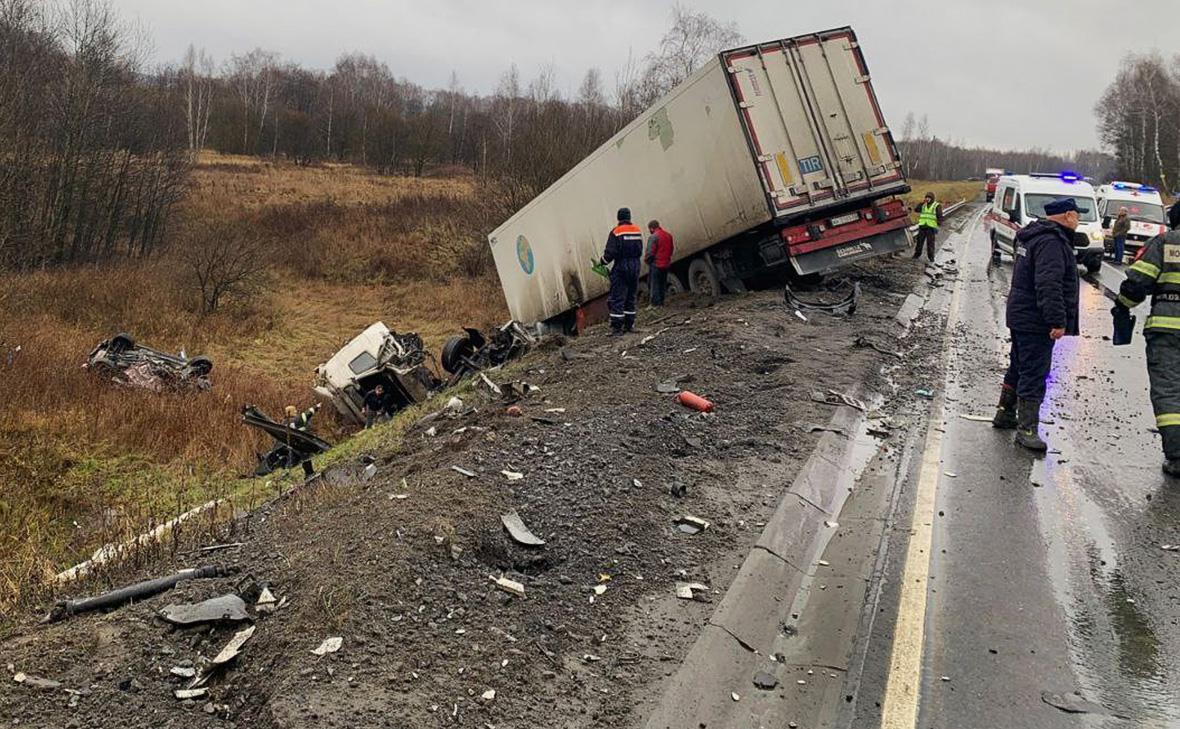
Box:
[829,212,860,227]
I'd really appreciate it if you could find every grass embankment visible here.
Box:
[904,179,986,212]
[0,154,508,615]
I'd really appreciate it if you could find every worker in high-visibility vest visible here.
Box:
[912,192,943,262]
[1113,203,1180,477]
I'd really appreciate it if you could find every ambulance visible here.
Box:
[984,172,1105,273]
[1095,182,1168,256]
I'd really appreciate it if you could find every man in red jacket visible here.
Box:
[645,220,675,307]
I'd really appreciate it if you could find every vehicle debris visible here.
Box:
[1161,544,1180,552]
[160,594,250,626]
[785,278,861,316]
[314,322,441,427]
[174,688,208,700]
[12,672,62,691]
[442,321,536,379]
[655,382,680,394]
[452,466,476,478]
[675,515,710,535]
[482,689,496,701]
[853,335,903,358]
[752,671,779,690]
[170,666,197,679]
[311,637,343,656]
[674,582,709,600]
[959,413,995,422]
[85,332,212,392]
[501,510,546,547]
[191,625,256,687]
[731,691,741,702]
[241,405,332,477]
[501,470,524,481]
[640,328,671,346]
[478,372,502,395]
[46,565,231,623]
[491,575,526,598]
[810,389,868,411]
[676,391,715,413]
[915,388,935,399]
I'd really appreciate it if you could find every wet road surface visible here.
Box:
[858,212,1180,728]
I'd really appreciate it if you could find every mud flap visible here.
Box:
[789,227,910,276]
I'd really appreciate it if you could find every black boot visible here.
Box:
[992,387,1018,430]
[1015,398,1047,452]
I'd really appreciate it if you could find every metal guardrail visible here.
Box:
[907,198,969,235]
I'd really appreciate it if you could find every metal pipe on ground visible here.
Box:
[45,565,232,623]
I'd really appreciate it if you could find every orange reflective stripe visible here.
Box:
[613,224,642,234]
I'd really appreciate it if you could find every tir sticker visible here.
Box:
[1164,244,1180,264]
[798,155,824,174]
[517,235,535,275]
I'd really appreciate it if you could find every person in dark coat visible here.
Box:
[602,207,644,335]
[363,383,393,428]
[990,197,1082,451]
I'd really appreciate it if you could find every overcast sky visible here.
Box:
[115,0,1175,153]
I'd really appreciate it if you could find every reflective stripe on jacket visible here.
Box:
[604,223,644,263]
[1118,230,1180,332]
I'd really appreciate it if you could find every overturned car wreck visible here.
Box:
[86,333,213,391]
[314,322,442,427]
[441,321,535,379]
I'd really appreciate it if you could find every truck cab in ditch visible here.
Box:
[314,322,441,426]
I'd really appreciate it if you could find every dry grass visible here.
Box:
[904,179,985,210]
[0,153,507,616]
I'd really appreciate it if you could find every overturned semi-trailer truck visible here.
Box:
[488,27,912,331]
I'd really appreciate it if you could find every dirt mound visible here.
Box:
[0,259,922,728]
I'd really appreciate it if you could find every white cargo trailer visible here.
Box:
[489,27,912,328]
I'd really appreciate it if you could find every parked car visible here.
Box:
[313,322,441,426]
[85,333,213,391]
[1095,181,1169,259]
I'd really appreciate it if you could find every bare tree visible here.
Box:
[639,4,742,104]
[181,44,214,154]
[178,218,270,315]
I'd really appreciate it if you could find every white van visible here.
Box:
[984,173,1105,273]
[1096,182,1168,256]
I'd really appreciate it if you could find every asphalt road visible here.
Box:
[854,212,1180,728]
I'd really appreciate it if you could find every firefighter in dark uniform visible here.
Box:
[990,197,1082,451]
[603,207,644,335]
[1113,203,1180,477]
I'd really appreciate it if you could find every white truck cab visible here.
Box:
[984,173,1105,273]
[1096,182,1168,256]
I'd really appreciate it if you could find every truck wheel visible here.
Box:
[441,335,475,375]
[185,356,213,377]
[665,272,687,297]
[687,258,721,299]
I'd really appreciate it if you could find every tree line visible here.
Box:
[1095,52,1180,195]
[897,112,1116,182]
[0,0,190,271]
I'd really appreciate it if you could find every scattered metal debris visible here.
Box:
[491,575,525,598]
[160,595,250,626]
[501,470,524,481]
[192,625,256,687]
[810,389,867,411]
[46,565,231,623]
[255,587,277,614]
[785,278,860,316]
[241,405,332,477]
[501,511,546,547]
[181,542,244,556]
[85,333,212,392]
[311,637,343,656]
[442,321,535,379]
[640,328,671,346]
[174,688,208,700]
[170,666,197,679]
[675,515,710,535]
[452,466,476,478]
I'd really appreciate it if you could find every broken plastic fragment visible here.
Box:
[731,691,741,702]
[675,515,710,534]
[491,575,525,597]
[311,636,343,656]
[160,594,250,626]
[482,689,496,701]
[174,688,208,700]
[501,470,524,481]
[452,466,476,478]
[501,511,545,547]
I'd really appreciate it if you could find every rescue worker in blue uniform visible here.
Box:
[603,207,644,335]
[1113,203,1180,477]
[990,197,1082,451]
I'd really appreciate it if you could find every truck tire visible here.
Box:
[441,335,475,375]
[687,258,721,299]
[665,272,687,297]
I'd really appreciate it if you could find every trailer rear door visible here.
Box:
[722,28,906,219]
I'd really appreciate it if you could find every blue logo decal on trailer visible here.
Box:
[798,155,824,174]
[517,235,535,275]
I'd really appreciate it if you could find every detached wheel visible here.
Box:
[441,335,475,375]
[687,258,721,299]
[186,356,213,377]
[109,333,135,354]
